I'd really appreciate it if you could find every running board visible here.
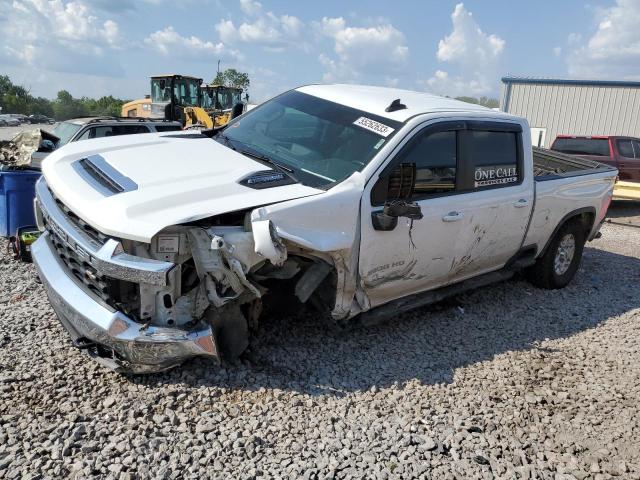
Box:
[360,266,520,327]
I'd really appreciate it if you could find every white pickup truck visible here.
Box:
[31,85,617,373]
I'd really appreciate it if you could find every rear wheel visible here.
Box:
[527,220,585,289]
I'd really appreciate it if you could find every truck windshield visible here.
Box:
[218,90,402,188]
[552,138,610,156]
[52,122,81,146]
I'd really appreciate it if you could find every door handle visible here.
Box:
[514,199,529,208]
[442,211,463,222]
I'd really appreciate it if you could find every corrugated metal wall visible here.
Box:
[501,82,640,147]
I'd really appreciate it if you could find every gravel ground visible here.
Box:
[607,201,640,228]
[1,224,639,479]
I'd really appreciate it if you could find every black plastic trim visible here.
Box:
[238,170,297,189]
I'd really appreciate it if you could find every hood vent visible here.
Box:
[73,155,138,197]
[239,170,296,190]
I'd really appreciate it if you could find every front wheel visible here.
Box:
[527,220,586,289]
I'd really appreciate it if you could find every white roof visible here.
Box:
[296,84,495,122]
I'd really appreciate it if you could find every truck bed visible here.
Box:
[524,147,617,252]
[533,147,616,180]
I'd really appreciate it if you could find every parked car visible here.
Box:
[29,114,55,124]
[30,117,183,168]
[31,85,617,374]
[0,114,21,126]
[0,118,7,127]
[10,114,31,124]
[551,135,640,182]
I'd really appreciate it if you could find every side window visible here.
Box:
[76,129,92,141]
[92,125,150,138]
[395,130,457,197]
[466,130,519,189]
[633,141,640,159]
[618,139,634,158]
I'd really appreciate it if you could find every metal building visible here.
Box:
[500,77,640,148]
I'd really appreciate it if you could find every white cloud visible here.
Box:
[215,1,304,51]
[317,17,409,83]
[239,0,261,16]
[0,0,124,76]
[145,26,240,60]
[425,3,505,97]
[554,46,562,57]
[567,0,640,79]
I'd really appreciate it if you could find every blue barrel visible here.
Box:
[0,170,41,237]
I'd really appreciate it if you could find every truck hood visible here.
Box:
[41,132,324,242]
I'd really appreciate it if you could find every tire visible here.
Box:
[527,219,586,289]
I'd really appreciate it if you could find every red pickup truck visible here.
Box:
[551,135,640,182]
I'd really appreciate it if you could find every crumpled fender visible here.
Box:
[250,173,364,252]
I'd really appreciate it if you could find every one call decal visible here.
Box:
[474,165,518,187]
[353,117,395,137]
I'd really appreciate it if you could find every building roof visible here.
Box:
[297,84,494,122]
[502,76,640,88]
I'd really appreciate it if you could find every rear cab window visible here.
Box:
[617,139,634,158]
[552,138,611,156]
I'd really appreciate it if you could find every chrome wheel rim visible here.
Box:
[554,233,576,276]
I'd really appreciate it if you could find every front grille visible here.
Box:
[45,216,114,303]
[49,189,109,245]
[42,197,138,314]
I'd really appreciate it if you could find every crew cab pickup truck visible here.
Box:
[551,135,640,182]
[31,85,618,373]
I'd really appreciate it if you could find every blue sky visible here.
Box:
[1,0,638,102]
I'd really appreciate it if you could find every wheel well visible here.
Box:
[576,211,595,237]
[539,208,595,258]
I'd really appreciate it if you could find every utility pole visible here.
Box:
[217,60,221,76]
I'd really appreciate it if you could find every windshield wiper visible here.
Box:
[216,134,299,181]
[238,149,294,173]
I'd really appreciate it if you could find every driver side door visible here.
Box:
[359,122,467,307]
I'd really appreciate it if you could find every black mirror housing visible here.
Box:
[371,162,417,206]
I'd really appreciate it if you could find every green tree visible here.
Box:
[213,68,250,91]
[0,75,129,120]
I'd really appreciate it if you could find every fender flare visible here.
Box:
[538,207,596,258]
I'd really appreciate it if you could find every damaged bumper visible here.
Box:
[32,234,219,373]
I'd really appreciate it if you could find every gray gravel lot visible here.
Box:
[1,225,640,479]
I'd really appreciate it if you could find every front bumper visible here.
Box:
[32,233,219,373]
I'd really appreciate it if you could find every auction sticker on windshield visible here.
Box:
[353,117,395,137]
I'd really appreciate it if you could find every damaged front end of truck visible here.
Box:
[32,178,361,374]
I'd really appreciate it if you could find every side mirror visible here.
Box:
[38,139,56,152]
[371,163,423,231]
[230,102,244,120]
